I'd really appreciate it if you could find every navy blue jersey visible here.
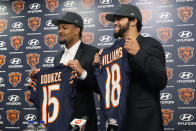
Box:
[28,64,77,131]
[95,38,131,131]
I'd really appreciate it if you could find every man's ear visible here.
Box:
[130,18,138,26]
[74,26,80,36]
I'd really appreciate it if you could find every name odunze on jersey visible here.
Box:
[27,64,77,131]
[40,71,62,84]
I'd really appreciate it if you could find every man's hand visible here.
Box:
[67,59,84,76]
[93,49,103,66]
[93,53,101,65]
[124,37,140,56]
[29,68,40,80]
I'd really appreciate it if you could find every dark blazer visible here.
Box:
[126,35,167,131]
[54,42,99,131]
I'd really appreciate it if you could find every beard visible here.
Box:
[59,39,67,45]
[113,21,130,39]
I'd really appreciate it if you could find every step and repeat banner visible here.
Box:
[0,0,195,130]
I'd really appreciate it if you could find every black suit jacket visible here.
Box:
[126,35,167,131]
[54,42,99,131]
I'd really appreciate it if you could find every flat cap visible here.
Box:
[105,4,142,23]
[52,12,84,29]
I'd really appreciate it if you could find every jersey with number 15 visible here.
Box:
[28,64,77,131]
[95,38,131,131]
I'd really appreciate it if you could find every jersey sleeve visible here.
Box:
[27,79,39,108]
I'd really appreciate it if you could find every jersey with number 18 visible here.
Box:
[95,38,131,131]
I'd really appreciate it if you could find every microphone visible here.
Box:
[70,116,88,131]
[106,118,118,131]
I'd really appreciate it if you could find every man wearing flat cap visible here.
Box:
[52,12,99,131]
[29,12,99,131]
[94,4,167,131]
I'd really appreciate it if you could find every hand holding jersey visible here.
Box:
[66,59,84,77]
[93,53,101,66]
[29,67,40,80]
[124,37,140,56]
[93,49,103,68]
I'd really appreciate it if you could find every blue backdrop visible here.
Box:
[0,0,195,130]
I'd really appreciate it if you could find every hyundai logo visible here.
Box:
[12,22,23,29]
[29,3,41,10]
[46,20,55,27]
[84,17,93,25]
[28,39,39,46]
[0,41,6,48]
[64,1,75,8]
[159,12,171,19]
[178,31,192,38]
[25,114,36,121]
[44,57,54,63]
[100,0,112,4]
[99,35,112,42]
[0,6,7,12]
[165,52,172,59]
[10,58,22,65]
[0,77,4,83]
[180,114,194,121]
[8,95,20,102]
[160,93,172,100]
[179,72,193,79]
[141,33,151,37]
[26,77,31,83]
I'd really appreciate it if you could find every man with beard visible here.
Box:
[29,12,99,131]
[93,4,167,131]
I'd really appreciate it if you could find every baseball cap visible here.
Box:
[105,4,142,23]
[52,12,84,29]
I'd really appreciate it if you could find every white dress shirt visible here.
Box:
[60,40,87,80]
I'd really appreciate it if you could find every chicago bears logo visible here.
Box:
[177,46,194,63]
[28,17,41,31]
[157,27,173,43]
[82,32,94,45]
[0,91,4,102]
[45,0,58,12]
[0,55,6,68]
[44,34,57,49]
[26,53,40,68]
[166,67,173,80]
[99,12,110,27]
[9,72,22,87]
[10,36,23,50]
[178,88,195,104]
[141,10,152,25]
[7,109,20,125]
[81,0,94,8]
[118,0,131,4]
[161,109,174,126]
[177,6,193,22]
[25,91,33,106]
[12,1,25,15]
[0,19,7,33]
